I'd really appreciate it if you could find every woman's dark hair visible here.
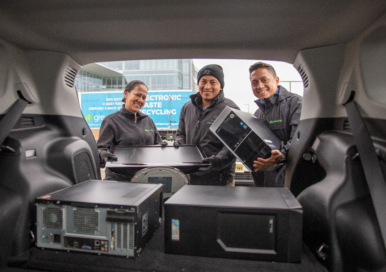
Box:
[249,62,277,78]
[122,80,148,103]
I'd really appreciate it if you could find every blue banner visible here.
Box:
[80,91,193,129]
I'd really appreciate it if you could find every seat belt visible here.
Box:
[344,91,386,250]
[0,98,29,147]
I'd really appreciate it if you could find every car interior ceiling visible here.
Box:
[0,1,386,272]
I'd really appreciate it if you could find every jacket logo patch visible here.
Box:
[206,115,218,125]
[145,129,154,132]
[269,119,282,124]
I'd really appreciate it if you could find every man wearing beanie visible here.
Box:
[249,62,302,187]
[175,64,240,186]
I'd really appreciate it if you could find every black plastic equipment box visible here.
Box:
[210,106,282,172]
[164,185,302,262]
[36,180,163,258]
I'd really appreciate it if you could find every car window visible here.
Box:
[75,59,303,139]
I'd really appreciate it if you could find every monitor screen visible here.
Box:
[148,177,172,193]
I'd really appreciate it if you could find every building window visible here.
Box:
[76,59,198,92]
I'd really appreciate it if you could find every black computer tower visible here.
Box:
[36,180,163,257]
[164,185,302,262]
[210,106,282,171]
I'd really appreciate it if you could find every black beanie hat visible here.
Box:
[197,64,225,89]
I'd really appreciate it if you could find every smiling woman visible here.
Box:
[122,81,148,114]
[96,80,164,181]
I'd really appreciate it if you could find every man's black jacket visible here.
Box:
[176,90,239,185]
[252,85,302,187]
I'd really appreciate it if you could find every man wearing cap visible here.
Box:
[250,62,302,187]
[174,64,240,186]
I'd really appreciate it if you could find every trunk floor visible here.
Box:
[15,223,328,272]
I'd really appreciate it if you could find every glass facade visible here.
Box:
[101,75,126,91]
[75,59,197,93]
[75,69,104,92]
[183,59,198,92]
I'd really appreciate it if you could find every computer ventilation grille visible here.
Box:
[43,207,63,229]
[73,207,99,235]
[115,223,134,250]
